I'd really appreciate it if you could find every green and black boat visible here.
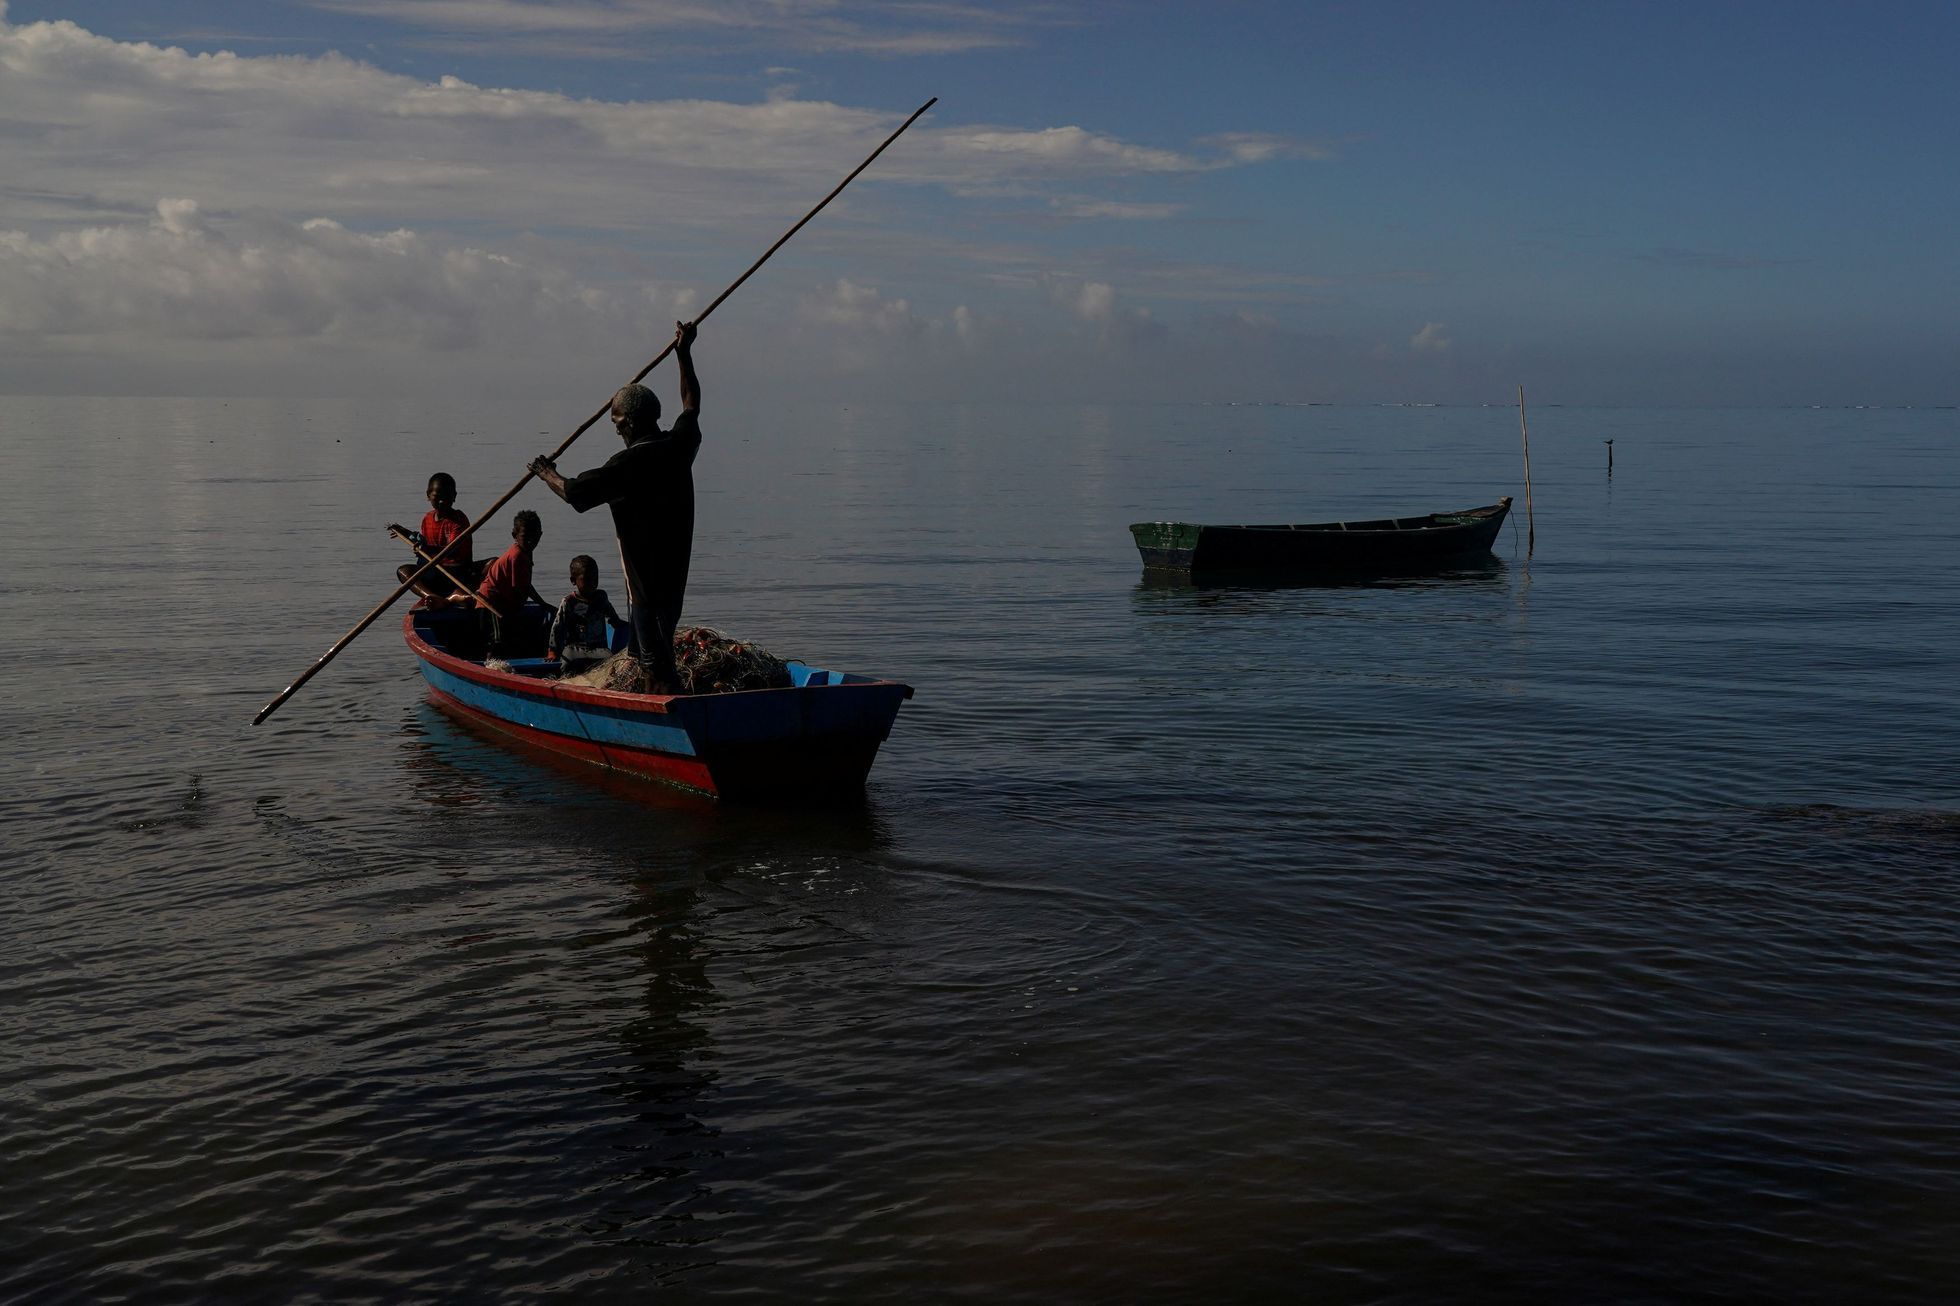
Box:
[1130,497,1511,575]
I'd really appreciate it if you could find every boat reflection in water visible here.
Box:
[1136,553,1511,596]
[405,697,716,816]
[394,699,899,1280]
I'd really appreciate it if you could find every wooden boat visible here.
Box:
[1130,497,1512,575]
[404,608,912,800]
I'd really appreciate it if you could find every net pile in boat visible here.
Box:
[673,626,793,693]
[561,652,647,692]
[560,627,792,695]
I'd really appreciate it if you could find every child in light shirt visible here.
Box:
[549,554,624,670]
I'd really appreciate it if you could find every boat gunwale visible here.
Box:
[1129,497,1511,538]
[402,612,912,717]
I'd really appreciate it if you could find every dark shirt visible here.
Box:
[564,407,701,533]
[562,411,701,590]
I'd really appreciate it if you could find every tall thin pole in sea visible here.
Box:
[252,97,940,726]
[1517,383,1536,558]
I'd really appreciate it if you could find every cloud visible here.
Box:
[1052,198,1184,221]
[303,0,1066,56]
[751,270,1018,380]
[1636,247,1800,271]
[0,11,1352,397]
[0,198,656,348]
[0,14,1294,240]
[1203,309,1284,336]
[1050,276,1163,349]
[1202,131,1343,164]
[1074,281,1115,322]
[799,278,921,334]
[942,125,1196,174]
[1410,321,1451,353]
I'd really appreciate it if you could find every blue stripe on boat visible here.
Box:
[418,660,699,756]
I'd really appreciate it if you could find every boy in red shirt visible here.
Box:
[395,472,477,604]
[455,510,549,656]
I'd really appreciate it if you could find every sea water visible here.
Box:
[3,396,1957,1300]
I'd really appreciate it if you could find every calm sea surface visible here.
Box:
[3,396,1957,1302]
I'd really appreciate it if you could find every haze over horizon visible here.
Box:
[2,1,1954,408]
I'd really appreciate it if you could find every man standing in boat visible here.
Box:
[529,320,700,694]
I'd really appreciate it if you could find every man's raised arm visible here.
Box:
[674,320,700,415]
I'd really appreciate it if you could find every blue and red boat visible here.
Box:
[405,607,912,800]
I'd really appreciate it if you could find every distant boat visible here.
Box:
[1130,497,1512,575]
[405,609,911,800]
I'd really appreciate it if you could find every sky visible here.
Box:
[1,0,1955,405]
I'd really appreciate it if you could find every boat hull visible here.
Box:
[1130,498,1511,574]
[406,613,910,800]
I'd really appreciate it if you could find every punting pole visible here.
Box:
[1517,383,1536,558]
[254,96,939,725]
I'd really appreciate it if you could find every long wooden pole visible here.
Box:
[1517,383,1536,558]
[254,96,938,726]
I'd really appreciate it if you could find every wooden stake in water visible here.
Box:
[252,96,940,726]
[1605,438,1614,477]
[1518,384,1536,557]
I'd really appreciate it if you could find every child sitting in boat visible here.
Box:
[548,554,624,670]
[454,510,549,656]
[394,472,477,605]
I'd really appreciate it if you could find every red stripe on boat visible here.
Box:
[426,684,718,794]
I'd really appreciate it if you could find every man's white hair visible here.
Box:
[612,383,660,424]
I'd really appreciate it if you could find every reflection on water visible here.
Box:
[595,873,723,1270]
[404,698,719,817]
[391,698,907,1282]
[1134,553,1510,594]
[403,700,893,850]
[1129,558,1514,634]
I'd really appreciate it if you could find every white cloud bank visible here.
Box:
[307,0,1059,56]
[0,198,660,348]
[0,9,1348,398]
[0,14,1314,235]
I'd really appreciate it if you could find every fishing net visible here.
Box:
[561,652,645,692]
[674,626,794,693]
[560,626,793,695]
